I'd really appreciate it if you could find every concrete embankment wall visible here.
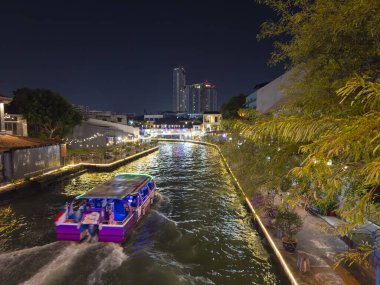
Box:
[155,138,297,285]
[0,146,159,197]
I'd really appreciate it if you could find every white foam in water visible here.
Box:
[87,243,128,285]
[0,241,67,282]
[152,210,177,225]
[0,242,60,265]
[21,243,96,285]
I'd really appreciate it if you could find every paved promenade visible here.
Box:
[262,198,373,285]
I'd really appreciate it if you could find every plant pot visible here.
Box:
[282,237,297,252]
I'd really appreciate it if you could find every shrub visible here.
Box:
[274,208,303,240]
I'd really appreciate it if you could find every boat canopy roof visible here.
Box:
[78,173,153,199]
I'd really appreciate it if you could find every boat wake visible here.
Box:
[154,191,171,212]
[87,243,128,285]
[0,241,128,285]
[0,242,66,285]
[21,242,97,285]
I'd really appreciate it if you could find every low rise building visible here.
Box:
[256,71,293,113]
[245,83,268,109]
[144,114,164,122]
[73,105,128,125]
[1,96,28,136]
[203,112,222,132]
[87,110,128,125]
[0,135,65,183]
[4,114,28,136]
[66,118,139,148]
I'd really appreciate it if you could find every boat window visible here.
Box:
[113,200,127,222]
[92,199,104,209]
[127,195,140,207]
[148,181,155,190]
[140,186,149,200]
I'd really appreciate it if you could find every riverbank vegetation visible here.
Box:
[67,141,158,164]
[218,0,379,265]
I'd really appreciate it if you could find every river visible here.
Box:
[0,143,287,285]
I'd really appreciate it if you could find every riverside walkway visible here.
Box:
[273,204,364,285]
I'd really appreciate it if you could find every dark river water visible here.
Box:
[0,143,287,285]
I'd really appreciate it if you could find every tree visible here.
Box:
[221,94,246,118]
[10,88,82,139]
[224,0,380,227]
[217,0,380,269]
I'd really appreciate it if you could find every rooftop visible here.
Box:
[203,111,221,115]
[0,96,12,104]
[81,173,152,199]
[0,134,59,152]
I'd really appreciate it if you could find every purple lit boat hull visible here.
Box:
[55,173,156,243]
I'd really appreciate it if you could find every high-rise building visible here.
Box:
[173,67,186,112]
[201,81,217,112]
[186,83,201,113]
[186,81,217,113]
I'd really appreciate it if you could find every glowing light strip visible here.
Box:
[116,172,154,181]
[155,138,299,285]
[0,167,70,192]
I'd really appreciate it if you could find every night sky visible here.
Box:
[0,0,284,114]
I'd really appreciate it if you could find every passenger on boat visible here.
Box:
[74,201,87,222]
[109,203,116,224]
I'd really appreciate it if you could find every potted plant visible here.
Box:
[274,207,303,252]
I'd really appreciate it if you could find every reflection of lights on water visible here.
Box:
[0,206,17,236]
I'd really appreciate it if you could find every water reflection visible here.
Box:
[0,143,287,284]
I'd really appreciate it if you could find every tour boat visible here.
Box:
[55,173,156,243]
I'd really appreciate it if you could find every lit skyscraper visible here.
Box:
[201,81,217,112]
[186,81,217,113]
[173,67,186,112]
[186,83,201,113]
